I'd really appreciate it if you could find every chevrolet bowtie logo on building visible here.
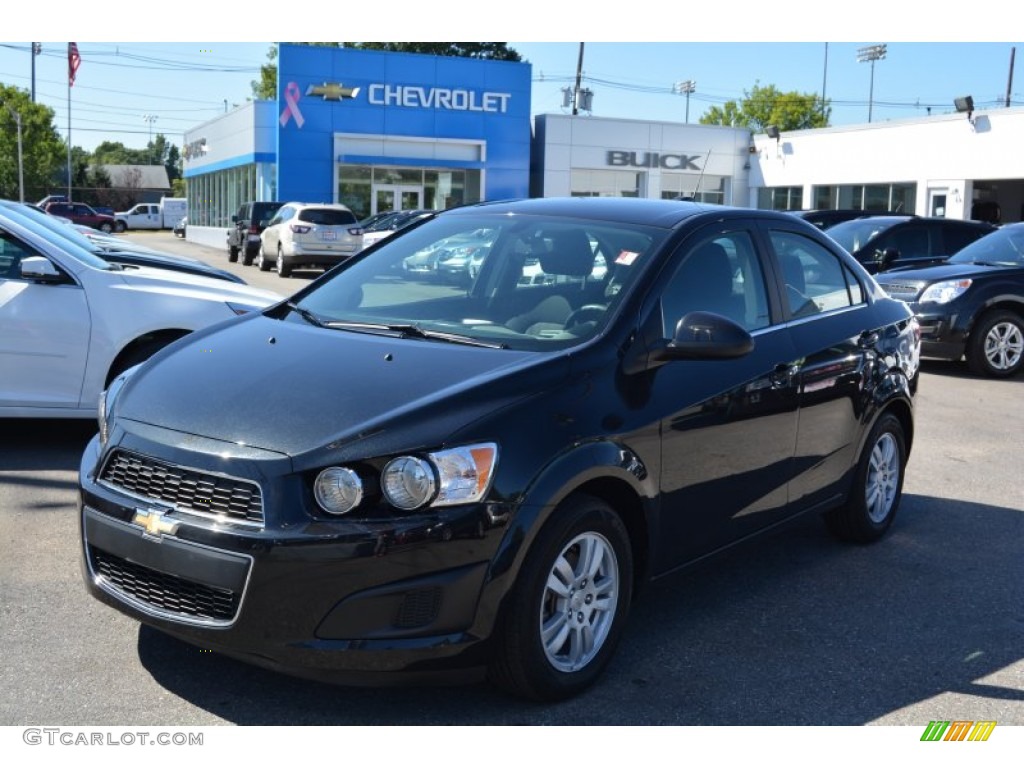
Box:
[306,82,361,101]
[132,508,180,538]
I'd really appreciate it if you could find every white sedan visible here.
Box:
[0,208,282,418]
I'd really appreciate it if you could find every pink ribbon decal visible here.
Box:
[279,82,305,128]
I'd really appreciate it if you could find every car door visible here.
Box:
[759,222,880,511]
[647,221,802,572]
[0,230,91,410]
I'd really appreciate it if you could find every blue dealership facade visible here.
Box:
[183,44,532,236]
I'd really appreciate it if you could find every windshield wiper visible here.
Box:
[322,320,507,349]
[287,301,325,327]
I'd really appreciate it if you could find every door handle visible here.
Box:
[770,362,800,388]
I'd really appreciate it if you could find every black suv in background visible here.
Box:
[826,215,996,273]
[875,223,1024,377]
[227,201,284,265]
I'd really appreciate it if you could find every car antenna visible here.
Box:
[685,149,712,201]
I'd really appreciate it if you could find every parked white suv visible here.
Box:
[0,208,282,418]
[257,203,363,277]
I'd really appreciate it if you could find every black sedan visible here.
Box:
[79,198,919,701]
[876,223,1024,377]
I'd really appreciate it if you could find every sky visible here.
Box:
[1,7,1021,154]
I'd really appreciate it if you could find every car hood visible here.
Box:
[114,313,562,461]
[878,261,1009,282]
[112,266,282,304]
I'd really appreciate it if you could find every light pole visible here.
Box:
[4,105,25,203]
[143,114,157,164]
[677,80,696,123]
[857,44,887,123]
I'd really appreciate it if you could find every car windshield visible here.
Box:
[948,224,1024,266]
[827,217,910,253]
[291,212,668,352]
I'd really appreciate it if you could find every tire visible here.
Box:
[257,246,272,271]
[242,247,255,267]
[967,310,1024,378]
[115,221,127,233]
[105,337,173,388]
[276,245,292,278]
[488,494,633,701]
[99,222,114,234]
[825,413,906,543]
[228,245,239,263]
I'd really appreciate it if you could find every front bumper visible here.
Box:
[78,430,509,683]
[909,302,967,361]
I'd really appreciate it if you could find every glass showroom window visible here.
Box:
[815,183,916,213]
[571,169,641,198]
[339,166,372,219]
[662,174,725,205]
[758,186,804,211]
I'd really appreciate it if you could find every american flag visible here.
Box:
[68,42,81,87]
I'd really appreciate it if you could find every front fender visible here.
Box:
[468,439,658,640]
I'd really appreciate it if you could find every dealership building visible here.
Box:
[183,45,1024,248]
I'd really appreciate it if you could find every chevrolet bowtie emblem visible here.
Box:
[306,82,361,101]
[133,508,179,538]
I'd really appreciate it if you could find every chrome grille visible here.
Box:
[89,546,239,623]
[100,450,263,524]
[877,282,923,301]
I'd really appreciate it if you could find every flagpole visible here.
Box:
[67,44,72,199]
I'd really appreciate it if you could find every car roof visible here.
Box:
[442,197,797,229]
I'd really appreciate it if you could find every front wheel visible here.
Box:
[115,221,127,233]
[228,245,239,263]
[488,494,632,701]
[99,222,114,234]
[825,412,906,543]
[967,310,1024,378]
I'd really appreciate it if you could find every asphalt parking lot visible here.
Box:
[1,230,1021,726]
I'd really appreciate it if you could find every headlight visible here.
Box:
[97,366,138,449]
[919,278,972,304]
[382,456,437,510]
[314,467,363,515]
[382,443,498,511]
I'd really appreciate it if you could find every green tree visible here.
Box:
[0,83,68,201]
[251,43,522,100]
[700,83,830,131]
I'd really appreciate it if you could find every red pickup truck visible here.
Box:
[43,201,120,233]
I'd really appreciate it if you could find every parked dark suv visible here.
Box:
[876,222,1024,377]
[227,201,284,265]
[43,201,119,233]
[826,215,996,273]
[81,198,919,701]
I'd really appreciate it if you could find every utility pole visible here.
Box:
[143,114,158,164]
[4,105,25,202]
[31,43,41,102]
[1007,47,1016,107]
[676,80,696,123]
[572,43,585,115]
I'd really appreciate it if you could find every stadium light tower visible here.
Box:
[857,44,887,123]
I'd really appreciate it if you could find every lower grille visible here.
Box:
[89,546,240,623]
[99,449,263,525]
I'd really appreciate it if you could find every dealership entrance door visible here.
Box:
[373,185,423,215]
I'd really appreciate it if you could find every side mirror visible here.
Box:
[653,311,754,361]
[20,256,62,282]
[231,215,238,223]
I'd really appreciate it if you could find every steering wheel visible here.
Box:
[564,304,607,329]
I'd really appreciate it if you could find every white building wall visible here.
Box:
[752,107,1024,219]
[534,114,751,202]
